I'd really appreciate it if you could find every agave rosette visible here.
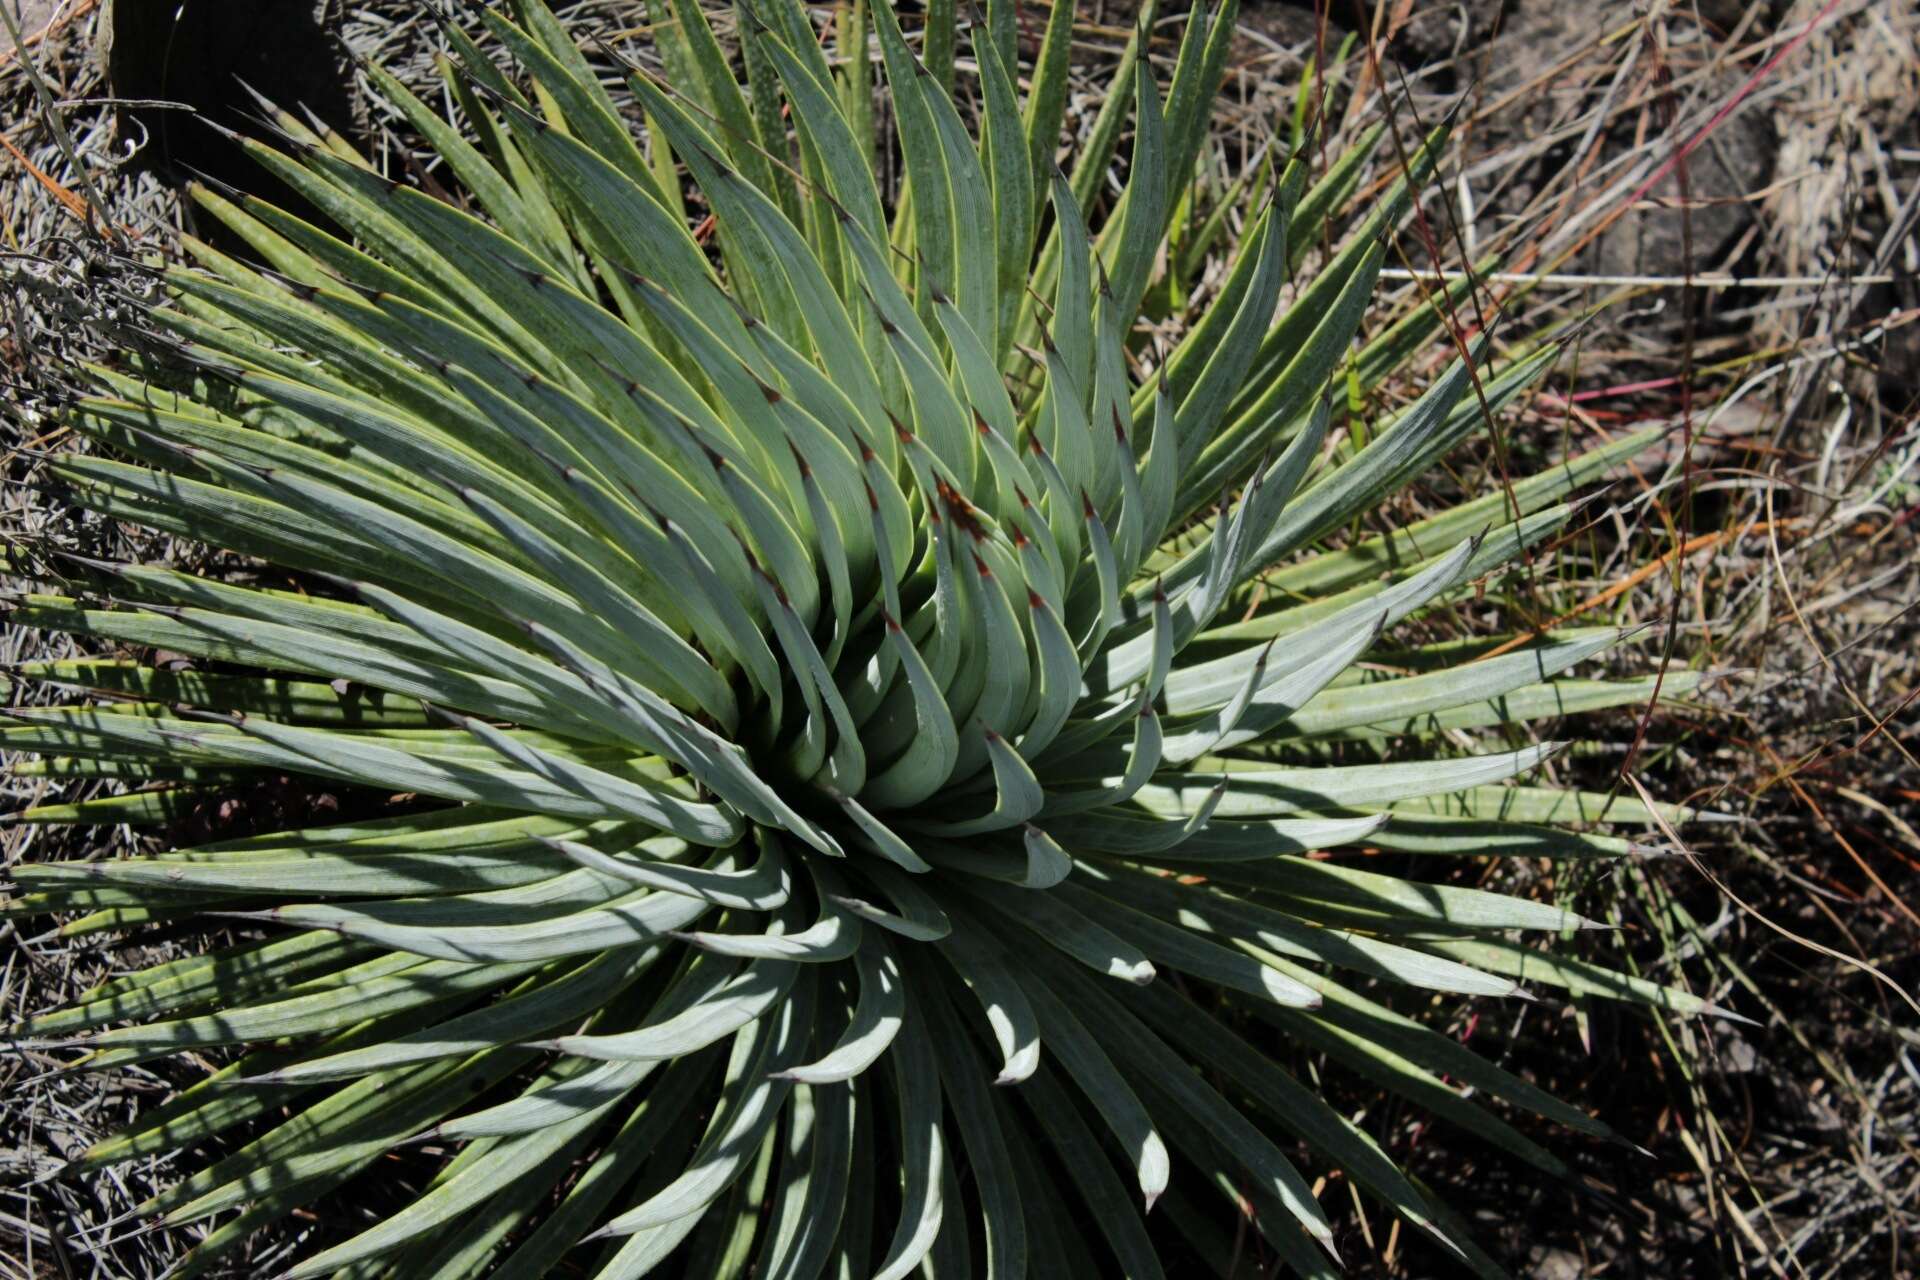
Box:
[4,2,1710,1276]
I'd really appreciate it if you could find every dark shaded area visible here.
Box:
[104,0,361,188]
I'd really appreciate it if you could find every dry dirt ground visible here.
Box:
[3,1,1917,1277]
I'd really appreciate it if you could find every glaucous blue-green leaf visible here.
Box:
[5,4,1713,1275]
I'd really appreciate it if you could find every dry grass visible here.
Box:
[2,1,1916,1276]
[1299,2,1920,1275]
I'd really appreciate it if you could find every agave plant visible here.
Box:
[3,2,1714,1276]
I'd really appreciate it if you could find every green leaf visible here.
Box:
[594,968,815,1238]
[776,935,905,1083]
[870,971,948,1280]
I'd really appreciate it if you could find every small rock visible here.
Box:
[1593,106,1775,282]
[1527,1246,1587,1280]
[1717,1032,1761,1074]
[1463,0,1778,284]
